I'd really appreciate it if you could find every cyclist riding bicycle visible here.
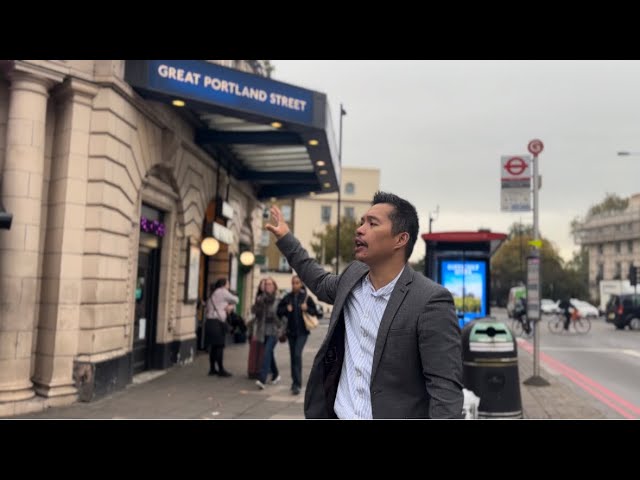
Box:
[557,295,576,331]
[514,296,531,334]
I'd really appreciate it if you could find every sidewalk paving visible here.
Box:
[517,340,614,419]
[9,324,328,420]
[6,322,614,419]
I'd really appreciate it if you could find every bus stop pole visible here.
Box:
[524,152,550,386]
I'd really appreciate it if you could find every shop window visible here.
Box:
[321,206,331,224]
[281,205,292,222]
[261,231,270,247]
[278,256,291,272]
[344,207,355,219]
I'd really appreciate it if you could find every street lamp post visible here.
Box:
[428,205,439,233]
[335,104,346,275]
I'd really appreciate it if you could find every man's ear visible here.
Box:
[394,232,409,251]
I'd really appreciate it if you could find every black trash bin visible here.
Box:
[461,318,522,419]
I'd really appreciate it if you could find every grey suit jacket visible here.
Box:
[276,233,464,419]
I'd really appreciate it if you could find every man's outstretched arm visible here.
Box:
[266,205,340,304]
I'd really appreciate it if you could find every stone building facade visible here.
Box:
[0,60,338,416]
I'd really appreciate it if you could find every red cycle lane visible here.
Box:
[518,338,640,419]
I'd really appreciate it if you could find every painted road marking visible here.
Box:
[542,347,621,353]
[541,347,640,357]
[541,346,640,360]
[518,339,640,419]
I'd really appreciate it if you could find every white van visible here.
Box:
[599,279,634,315]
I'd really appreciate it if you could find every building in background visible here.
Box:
[573,193,640,301]
[293,166,380,269]
[256,166,379,314]
[260,198,295,273]
[0,60,339,415]
[259,167,380,274]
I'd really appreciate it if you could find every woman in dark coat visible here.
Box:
[277,275,319,395]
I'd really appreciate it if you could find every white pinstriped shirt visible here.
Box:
[334,269,404,419]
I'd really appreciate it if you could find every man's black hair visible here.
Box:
[372,191,419,261]
[211,278,227,294]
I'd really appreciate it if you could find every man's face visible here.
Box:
[291,276,302,293]
[354,203,404,265]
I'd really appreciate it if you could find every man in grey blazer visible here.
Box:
[266,191,463,419]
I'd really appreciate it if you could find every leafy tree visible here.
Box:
[562,246,590,300]
[491,223,573,304]
[310,217,360,266]
[587,193,628,218]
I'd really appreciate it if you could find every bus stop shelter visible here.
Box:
[422,231,507,327]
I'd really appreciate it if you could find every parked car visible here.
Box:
[605,293,640,330]
[570,299,600,319]
[541,298,561,315]
[571,298,600,318]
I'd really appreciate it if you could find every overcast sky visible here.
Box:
[272,60,640,263]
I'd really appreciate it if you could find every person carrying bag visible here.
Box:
[277,276,319,395]
[302,291,319,330]
[205,278,238,377]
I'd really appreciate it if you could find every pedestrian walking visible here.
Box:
[251,277,285,390]
[277,275,319,395]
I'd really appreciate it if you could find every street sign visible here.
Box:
[212,222,234,244]
[527,256,541,320]
[528,139,544,156]
[501,189,531,212]
[528,239,543,248]
[502,156,531,179]
[501,155,532,212]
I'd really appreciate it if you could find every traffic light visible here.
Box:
[630,264,638,287]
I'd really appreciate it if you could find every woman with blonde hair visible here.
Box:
[251,277,285,389]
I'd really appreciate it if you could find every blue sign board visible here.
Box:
[440,260,488,328]
[144,60,315,126]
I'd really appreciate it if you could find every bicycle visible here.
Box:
[511,313,533,338]
[547,311,591,334]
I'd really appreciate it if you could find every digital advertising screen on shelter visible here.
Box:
[440,260,487,327]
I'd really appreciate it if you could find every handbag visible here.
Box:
[208,295,231,334]
[302,293,319,330]
[277,312,287,343]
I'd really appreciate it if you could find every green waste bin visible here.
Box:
[461,318,522,419]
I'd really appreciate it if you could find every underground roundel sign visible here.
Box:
[501,155,531,180]
[504,157,528,176]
